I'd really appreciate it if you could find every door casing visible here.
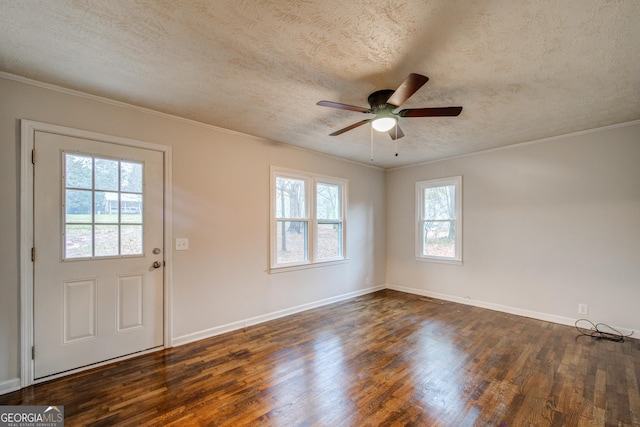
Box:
[20,119,173,387]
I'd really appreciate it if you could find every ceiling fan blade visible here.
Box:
[388,125,405,140]
[386,73,429,107]
[398,106,463,117]
[329,119,371,136]
[317,100,370,113]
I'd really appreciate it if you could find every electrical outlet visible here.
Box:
[175,238,189,251]
[578,304,588,315]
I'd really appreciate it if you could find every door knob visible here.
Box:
[152,261,162,269]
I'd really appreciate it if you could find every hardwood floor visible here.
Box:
[1,290,638,426]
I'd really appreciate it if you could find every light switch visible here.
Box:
[175,238,189,251]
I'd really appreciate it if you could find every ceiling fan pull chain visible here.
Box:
[395,126,398,157]
[370,124,374,162]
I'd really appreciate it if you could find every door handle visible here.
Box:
[152,261,162,269]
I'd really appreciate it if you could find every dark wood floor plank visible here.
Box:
[0,290,637,426]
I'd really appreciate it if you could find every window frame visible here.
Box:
[415,176,462,264]
[270,167,348,272]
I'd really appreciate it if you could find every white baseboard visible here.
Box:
[387,283,579,327]
[172,285,386,347]
[387,284,640,339]
[0,378,21,396]
[386,284,637,338]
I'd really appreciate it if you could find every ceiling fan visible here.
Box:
[317,73,462,140]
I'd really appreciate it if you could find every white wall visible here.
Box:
[0,76,387,389]
[387,122,640,333]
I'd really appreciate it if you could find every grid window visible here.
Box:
[271,168,347,270]
[416,176,462,263]
[64,153,144,259]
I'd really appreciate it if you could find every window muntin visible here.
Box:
[416,176,462,263]
[271,168,347,270]
[64,153,144,260]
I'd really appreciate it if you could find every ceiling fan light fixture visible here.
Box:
[371,116,397,132]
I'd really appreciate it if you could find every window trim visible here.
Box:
[270,166,348,272]
[415,175,462,264]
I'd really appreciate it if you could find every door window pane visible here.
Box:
[66,189,92,223]
[95,158,119,191]
[121,225,143,255]
[121,194,142,223]
[95,225,119,256]
[65,154,92,189]
[95,192,118,223]
[121,161,142,193]
[65,224,93,258]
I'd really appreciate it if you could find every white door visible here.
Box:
[33,131,164,379]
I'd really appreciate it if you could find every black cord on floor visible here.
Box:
[575,319,633,342]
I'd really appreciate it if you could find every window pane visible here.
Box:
[317,222,342,260]
[95,225,119,256]
[66,189,92,223]
[95,158,119,191]
[316,183,340,220]
[121,225,143,255]
[121,161,143,193]
[95,192,118,223]
[276,221,308,264]
[65,154,92,189]
[275,177,306,218]
[424,185,455,220]
[121,193,142,223]
[65,224,92,258]
[423,221,455,258]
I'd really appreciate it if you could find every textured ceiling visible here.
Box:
[1,1,639,168]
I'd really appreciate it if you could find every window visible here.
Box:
[64,152,144,259]
[271,167,347,270]
[416,176,462,263]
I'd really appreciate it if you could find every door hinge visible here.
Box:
[31,149,36,164]
[31,247,36,262]
[32,346,35,360]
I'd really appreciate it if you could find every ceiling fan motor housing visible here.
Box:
[368,89,397,112]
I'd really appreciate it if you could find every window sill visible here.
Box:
[415,256,462,266]
[269,258,348,274]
